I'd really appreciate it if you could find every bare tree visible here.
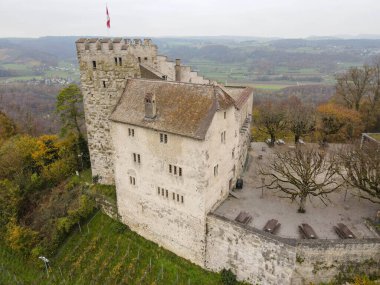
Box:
[338,142,380,204]
[336,66,371,111]
[261,146,343,213]
[368,58,380,111]
[255,100,287,146]
[286,97,316,144]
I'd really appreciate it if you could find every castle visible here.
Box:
[76,38,379,285]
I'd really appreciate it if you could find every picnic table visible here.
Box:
[299,223,318,239]
[263,219,281,234]
[334,223,356,239]
[235,211,252,225]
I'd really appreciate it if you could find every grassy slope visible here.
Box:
[1,211,230,285]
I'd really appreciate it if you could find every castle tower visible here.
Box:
[75,38,158,184]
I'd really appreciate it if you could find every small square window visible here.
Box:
[92,60,97,69]
[144,57,148,61]
[164,134,167,143]
[179,167,182,177]
[169,164,172,173]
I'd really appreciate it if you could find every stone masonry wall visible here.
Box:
[206,214,380,285]
[206,214,297,285]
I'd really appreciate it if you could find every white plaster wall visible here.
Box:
[204,107,240,212]
[111,122,209,265]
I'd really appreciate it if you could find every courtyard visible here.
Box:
[214,142,379,239]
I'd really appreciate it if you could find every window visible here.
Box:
[133,153,141,163]
[160,133,168,144]
[138,57,141,63]
[158,187,161,195]
[214,165,219,177]
[114,57,118,66]
[221,131,226,144]
[224,111,226,119]
[128,128,135,137]
[172,193,175,200]
[169,164,182,176]
[144,57,148,61]
[177,194,180,202]
[166,189,168,198]
[102,81,106,88]
[181,196,184,203]
[92,61,97,69]
[118,57,122,66]
[129,176,135,185]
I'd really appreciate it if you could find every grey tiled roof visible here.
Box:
[110,79,249,140]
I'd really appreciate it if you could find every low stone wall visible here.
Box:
[206,213,380,285]
[292,239,380,285]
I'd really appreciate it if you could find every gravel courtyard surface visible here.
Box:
[214,142,379,239]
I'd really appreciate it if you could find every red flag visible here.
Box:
[106,5,111,29]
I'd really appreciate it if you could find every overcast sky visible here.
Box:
[0,0,379,38]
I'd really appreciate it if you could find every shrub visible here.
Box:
[6,219,39,256]
[220,268,238,285]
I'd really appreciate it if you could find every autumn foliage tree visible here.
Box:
[317,103,364,143]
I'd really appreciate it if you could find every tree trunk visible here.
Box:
[270,134,276,147]
[295,134,300,144]
[298,195,307,213]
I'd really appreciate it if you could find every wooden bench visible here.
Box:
[299,223,317,239]
[334,223,356,239]
[263,219,281,234]
[235,211,252,225]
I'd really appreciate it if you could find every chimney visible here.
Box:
[175,59,181,82]
[144,93,157,119]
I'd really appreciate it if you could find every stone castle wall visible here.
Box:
[205,214,380,285]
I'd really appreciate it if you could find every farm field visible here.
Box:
[0,212,232,285]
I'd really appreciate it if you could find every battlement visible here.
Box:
[76,37,156,52]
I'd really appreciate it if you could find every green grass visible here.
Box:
[1,212,230,285]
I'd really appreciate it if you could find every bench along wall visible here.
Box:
[205,214,380,285]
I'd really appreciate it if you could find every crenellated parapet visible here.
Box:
[76,37,155,53]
